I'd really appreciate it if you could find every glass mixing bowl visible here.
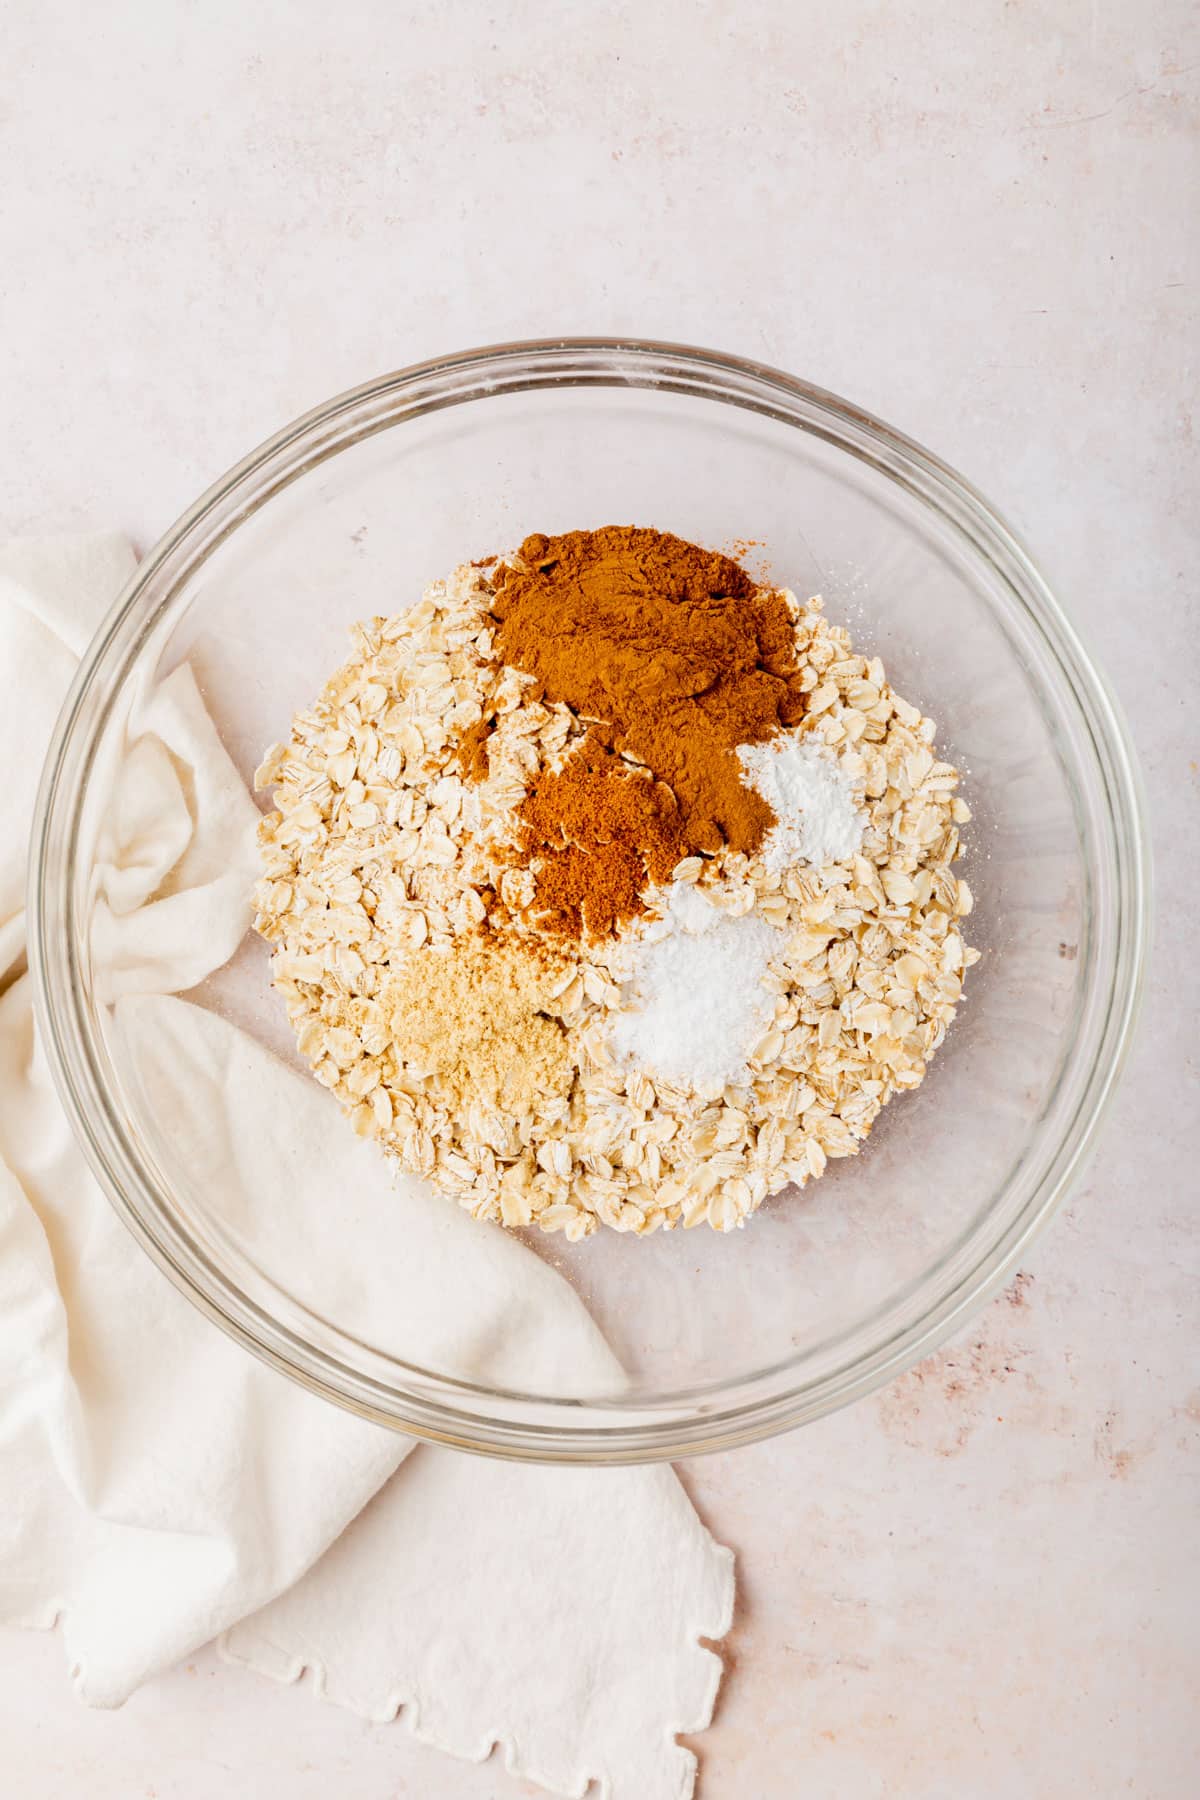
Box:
[29,340,1149,1462]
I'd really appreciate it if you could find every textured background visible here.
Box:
[3,2,1197,1795]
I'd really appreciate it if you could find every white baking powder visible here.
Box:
[737,734,865,871]
[609,883,781,1089]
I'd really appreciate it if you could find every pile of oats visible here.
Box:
[254,562,977,1239]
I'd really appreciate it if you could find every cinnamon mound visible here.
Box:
[490,526,806,861]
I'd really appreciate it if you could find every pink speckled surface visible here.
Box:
[3,2,1197,1795]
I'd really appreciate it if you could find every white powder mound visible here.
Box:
[609,883,781,1090]
[737,734,865,872]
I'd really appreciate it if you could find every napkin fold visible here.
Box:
[0,536,733,1800]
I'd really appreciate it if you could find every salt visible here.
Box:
[609,883,780,1089]
[737,734,865,872]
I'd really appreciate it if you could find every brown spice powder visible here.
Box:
[513,731,686,939]
[489,526,806,859]
[456,715,494,783]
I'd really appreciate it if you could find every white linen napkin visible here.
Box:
[0,536,733,1800]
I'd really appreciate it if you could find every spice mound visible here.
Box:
[254,526,977,1239]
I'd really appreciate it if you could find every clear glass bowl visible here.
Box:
[29,340,1150,1462]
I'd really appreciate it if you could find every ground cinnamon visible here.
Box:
[476,528,806,937]
[490,527,804,860]
[456,715,494,782]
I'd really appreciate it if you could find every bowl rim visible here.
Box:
[27,336,1152,1463]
